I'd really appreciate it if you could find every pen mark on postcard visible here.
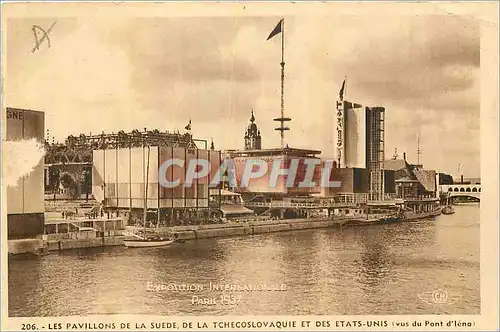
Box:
[31,21,57,53]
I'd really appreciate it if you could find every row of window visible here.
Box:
[447,187,481,192]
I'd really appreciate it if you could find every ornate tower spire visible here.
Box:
[244,110,262,150]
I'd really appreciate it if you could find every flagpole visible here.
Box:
[270,18,290,149]
[280,18,285,148]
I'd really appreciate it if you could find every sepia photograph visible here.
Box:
[1,1,498,330]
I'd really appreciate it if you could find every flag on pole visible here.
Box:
[267,19,283,40]
[339,79,346,101]
[185,119,191,131]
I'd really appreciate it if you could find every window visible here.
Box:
[173,184,184,198]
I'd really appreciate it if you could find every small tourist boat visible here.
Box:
[442,205,455,215]
[123,233,174,248]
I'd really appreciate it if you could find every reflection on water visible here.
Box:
[9,205,480,316]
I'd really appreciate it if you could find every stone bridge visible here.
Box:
[439,184,481,200]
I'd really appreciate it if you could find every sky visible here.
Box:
[4,13,480,178]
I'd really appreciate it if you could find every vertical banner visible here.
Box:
[336,100,346,168]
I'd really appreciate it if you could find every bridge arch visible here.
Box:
[439,184,481,201]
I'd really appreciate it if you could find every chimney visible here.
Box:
[403,152,406,161]
[461,175,464,183]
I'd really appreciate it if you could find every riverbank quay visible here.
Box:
[343,208,442,227]
[7,216,350,254]
[7,210,442,255]
[7,235,128,255]
[136,216,351,241]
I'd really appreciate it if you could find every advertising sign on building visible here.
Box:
[336,100,346,168]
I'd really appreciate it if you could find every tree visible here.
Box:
[59,172,78,199]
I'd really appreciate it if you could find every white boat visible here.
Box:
[123,231,174,248]
[123,238,174,248]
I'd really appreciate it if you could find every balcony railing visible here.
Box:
[244,193,371,209]
[398,195,439,202]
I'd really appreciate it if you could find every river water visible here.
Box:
[8,204,480,316]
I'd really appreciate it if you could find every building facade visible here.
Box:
[5,107,45,239]
[366,107,385,201]
[224,147,323,196]
[92,145,221,224]
[335,100,385,200]
[44,129,199,200]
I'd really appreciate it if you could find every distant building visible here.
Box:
[366,107,385,201]
[244,110,262,150]
[461,177,480,184]
[384,158,408,181]
[383,153,438,201]
[335,99,385,200]
[453,176,480,185]
[321,167,369,196]
[224,147,322,196]
[5,107,45,239]
[396,168,437,198]
[438,173,454,185]
[92,143,221,224]
[44,129,199,200]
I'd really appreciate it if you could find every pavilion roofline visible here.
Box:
[224,147,322,157]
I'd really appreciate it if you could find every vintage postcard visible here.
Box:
[1,1,498,331]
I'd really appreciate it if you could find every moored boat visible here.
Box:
[123,237,174,248]
[379,215,401,223]
[442,205,455,215]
